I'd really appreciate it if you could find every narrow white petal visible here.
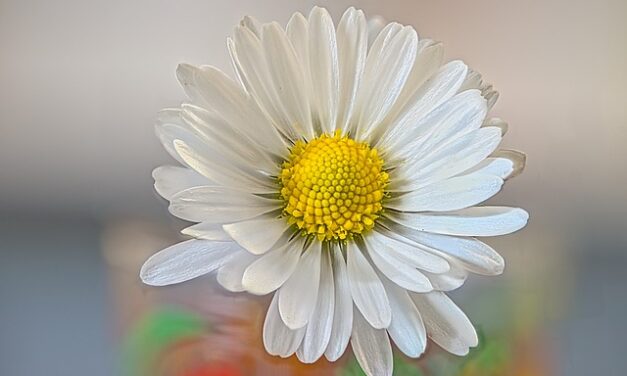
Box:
[346,242,391,329]
[462,157,514,180]
[140,240,238,286]
[336,7,367,133]
[386,173,504,212]
[181,222,231,241]
[168,185,278,223]
[152,165,209,201]
[411,292,478,356]
[263,293,306,357]
[239,15,262,37]
[223,215,291,255]
[378,60,468,147]
[355,25,418,139]
[393,127,502,191]
[325,244,353,361]
[366,229,450,273]
[216,251,258,292]
[388,206,529,237]
[381,276,426,358]
[423,260,468,291]
[242,237,305,295]
[351,308,393,376]
[279,241,322,329]
[364,239,433,293]
[390,89,487,159]
[385,222,505,275]
[297,249,335,363]
[308,7,339,134]
[261,22,314,139]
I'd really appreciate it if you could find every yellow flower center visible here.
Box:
[279,132,388,241]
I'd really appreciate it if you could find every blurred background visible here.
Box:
[1,0,626,375]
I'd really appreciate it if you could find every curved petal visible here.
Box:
[140,240,238,286]
[261,22,314,139]
[385,221,506,275]
[223,215,291,255]
[350,308,393,376]
[363,239,433,293]
[324,244,353,361]
[152,165,209,201]
[388,206,529,237]
[346,242,391,329]
[335,7,367,133]
[392,126,502,191]
[492,149,526,180]
[168,185,279,223]
[181,222,231,241]
[241,236,305,295]
[367,228,449,273]
[263,293,306,357]
[386,173,504,212]
[423,260,468,291]
[354,25,418,139]
[378,60,468,148]
[381,276,426,358]
[308,7,339,135]
[411,292,478,356]
[297,248,335,363]
[279,241,322,329]
[216,251,258,292]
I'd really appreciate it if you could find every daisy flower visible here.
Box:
[141,6,528,376]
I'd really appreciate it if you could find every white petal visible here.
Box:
[346,242,391,329]
[381,276,426,358]
[297,248,335,363]
[492,149,526,180]
[355,25,418,139]
[390,89,487,159]
[241,237,305,295]
[223,215,291,255]
[393,127,502,191]
[181,222,231,241]
[386,173,504,212]
[335,7,367,133]
[386,222,505,275]
[239,15,262,37]
[378,60,468,148]
[308,7,339,134]
[279,241,322,329]
[462,157,514,180]
[423,260,468,291]
[263,293,306,357]
[261,22,314,139]
[363,238,433,293]
[388,206,529,237]
[216,251,258,292]
[324,244,353,361]
[173,139,275,193]
[366,229,449,273]
[168,185,279,223]
[140,240,238,286]
[411,292,478,356]
[483,117,508,135]
[350,308,393,376]
[152,165,209,201]
[177,63,285,154]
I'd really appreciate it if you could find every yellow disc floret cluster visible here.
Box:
[279,132,388,241]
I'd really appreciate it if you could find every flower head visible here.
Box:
[141,6,528,376]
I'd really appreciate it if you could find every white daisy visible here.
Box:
[140,6,528,376]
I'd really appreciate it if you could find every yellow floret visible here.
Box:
[279,131,388,241]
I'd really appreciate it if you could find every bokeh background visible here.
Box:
[1,0,626,375]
